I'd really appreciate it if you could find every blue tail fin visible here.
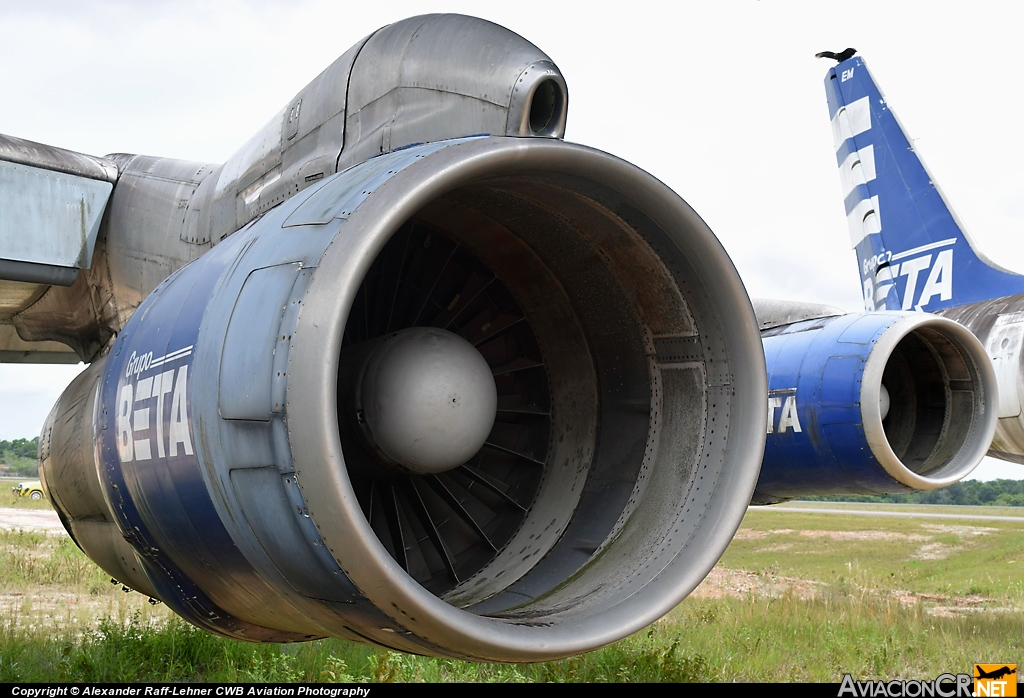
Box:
[824,55,1024,311]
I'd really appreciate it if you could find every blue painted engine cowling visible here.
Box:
[753,311,997,505]
[38,136,768,661]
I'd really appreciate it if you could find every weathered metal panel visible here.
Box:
[219,263,302,421]
[0,280,46,321]
[752,298,845,331]
[0,133,118,183]
[0,159,111,271]
[985,312,1024,418]
[0,325,79,363]
[940,297,1024,461]
[102,155,217,316]
[347,14,546,111]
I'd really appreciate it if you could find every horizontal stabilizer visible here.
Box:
[0,134,117,286]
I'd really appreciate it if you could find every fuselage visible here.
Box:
[939,294,1024,463]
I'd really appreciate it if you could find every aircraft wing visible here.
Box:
[0,134,116,362]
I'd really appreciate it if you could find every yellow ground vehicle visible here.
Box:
[11,480,43,500]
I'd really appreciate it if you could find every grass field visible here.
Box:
[1,478,50,512]
[728,505,1024,604]
[2,495,54,511]
[1,499,1021,682]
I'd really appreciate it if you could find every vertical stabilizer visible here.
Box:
[824,56,1024,311]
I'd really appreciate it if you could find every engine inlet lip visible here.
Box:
[861,313,997,490]
[286,135,766,661]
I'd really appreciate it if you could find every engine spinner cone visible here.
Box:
[360,327,498,475]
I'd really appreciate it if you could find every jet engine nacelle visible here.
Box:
[753,311,997,505]
[40,135,767,661]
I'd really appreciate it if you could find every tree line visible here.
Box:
[0,437,39,477]
[804,479,1024,507]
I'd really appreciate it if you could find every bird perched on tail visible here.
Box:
[816,48,857,62]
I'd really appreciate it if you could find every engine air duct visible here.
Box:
[40,136,767,661]
[754,311,997,504]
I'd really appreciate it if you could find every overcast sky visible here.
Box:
[1,0,1022,479]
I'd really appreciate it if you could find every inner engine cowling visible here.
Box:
[39,136,766,661]
[754,311,997,505]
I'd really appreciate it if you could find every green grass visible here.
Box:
[726,508,1024,603]
[0,611,701,682]
[1,593,1018,682]
[3,495,53,511]
[0,526,166,632]
[0,505,1021,682]
[2,477,52,511]
[0,529,115,592]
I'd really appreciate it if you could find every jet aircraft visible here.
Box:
[820,50,1024,465]
[975,666,1017,681]
[0,14,999,659]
